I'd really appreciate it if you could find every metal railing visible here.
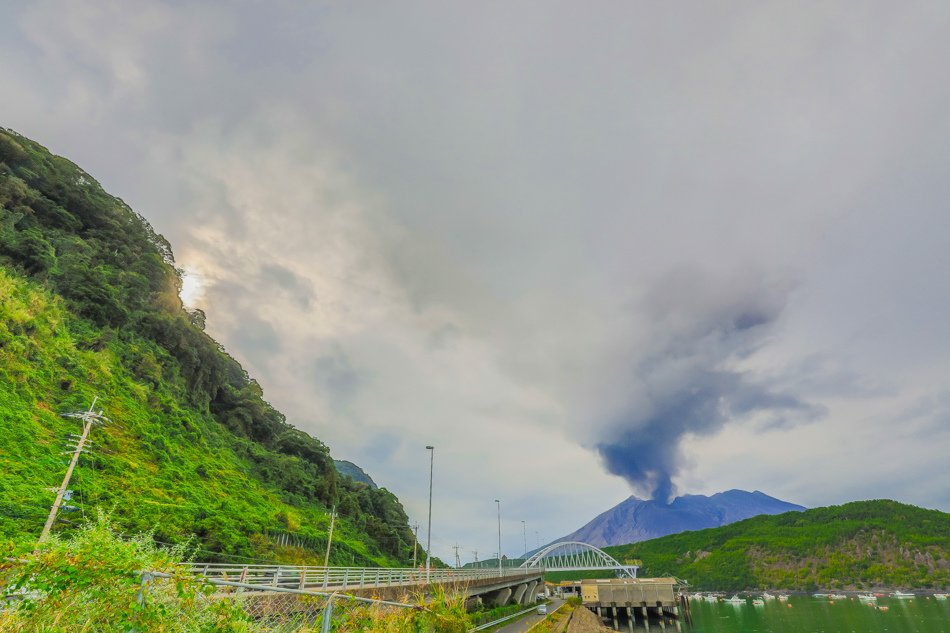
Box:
[144,570,420,633]
[181,562,542,591]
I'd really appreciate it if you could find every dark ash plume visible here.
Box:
[595,268,822,502]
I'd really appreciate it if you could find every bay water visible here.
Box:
[684,595,950,633]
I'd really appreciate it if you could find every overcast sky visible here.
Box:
[3,1,950,564]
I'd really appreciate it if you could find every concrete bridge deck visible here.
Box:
[183,562,544,607]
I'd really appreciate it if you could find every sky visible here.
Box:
[3,1,950,564]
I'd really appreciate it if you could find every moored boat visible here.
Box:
[726,595,745,604]
[934,593,948,600]
[752,598,765,606]
[777,594,789,602]
[858,594,877,602]
[762,592,776,600]
[891,591,915,599]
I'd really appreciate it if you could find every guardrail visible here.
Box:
[144,570,420,633]
[181,562,542,591]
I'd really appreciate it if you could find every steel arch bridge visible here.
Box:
[518,541,638,578]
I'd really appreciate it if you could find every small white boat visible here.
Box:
[934,593,948,600]
[829,594,848,600]
[778,594,789,602]
[762,592,776,600]
[752,598,765,606]
[704,594,720,602]
[891,591,915,599]
[858,594,877,602]
[726,595,745,604]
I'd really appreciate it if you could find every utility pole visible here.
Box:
[522,520,527,558]
[472,550,478,567]
[323,505,336,567]
[38,398,108,547]
[452,544,461,569]
[411,523,420,568]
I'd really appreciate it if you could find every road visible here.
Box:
[494,598,566,633]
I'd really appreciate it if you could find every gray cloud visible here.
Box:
[261,263,316,310]
[312,347,362,408]
[3,1,950,562]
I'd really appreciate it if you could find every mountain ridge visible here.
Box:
[558,489,804,547]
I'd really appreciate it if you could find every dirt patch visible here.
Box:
[566,606,612,633]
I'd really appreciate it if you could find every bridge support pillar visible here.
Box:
[525,581,538,604]
[489,587,512,607]
[512,583,528,606]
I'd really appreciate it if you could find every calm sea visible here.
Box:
[682,595,950,633]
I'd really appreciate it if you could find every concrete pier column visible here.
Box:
[641,605,649,630]
[611,605,618,629]
[525,581,538,604]
[627,606,635,632]
[491,587,512,606]
[512,583,528,606]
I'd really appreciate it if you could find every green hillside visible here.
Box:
[0,127,417,566]
[604,500,950,591]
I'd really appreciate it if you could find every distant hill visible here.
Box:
[558,490,804,547]
[605,500,950,591]
[334,460,378,489]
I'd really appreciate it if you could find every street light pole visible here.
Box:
[495,499,502,577]
[522,520,527,559]
[425,445,434,584]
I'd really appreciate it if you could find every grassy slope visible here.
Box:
[0,127,416,566]
[603,500,950,591]
[0,267,393,564]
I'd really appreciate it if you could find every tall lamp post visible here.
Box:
[522,520,527,559]
[425,445,435,584]
[495,499,502,577]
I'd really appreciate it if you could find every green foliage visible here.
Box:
[1,514,469,632]
[332,585,470,632]
[0,127,417,566]
[0,513,254,632]
[604,500,950,591]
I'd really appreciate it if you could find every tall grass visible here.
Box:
[0,512,470,632]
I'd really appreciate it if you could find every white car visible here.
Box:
[537,604,548,615]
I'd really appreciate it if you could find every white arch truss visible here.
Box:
[518,541,638,578]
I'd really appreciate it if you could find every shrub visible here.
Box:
[0,512,253,632]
